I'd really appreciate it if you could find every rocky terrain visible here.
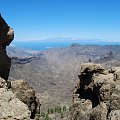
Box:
[7,43,120,119]
[0,15,40,120]
[72,63,120,120]
[1,11,120,120]
[0,78,40,120]
[1,12,120,120]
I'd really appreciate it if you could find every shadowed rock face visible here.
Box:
[72,63,120,120]
[0,14,14,80]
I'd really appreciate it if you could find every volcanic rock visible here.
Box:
[72,63,120,120]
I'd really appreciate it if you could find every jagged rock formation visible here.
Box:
[72,63,120,120]
[0,14,14,80]
[0,15,40,119]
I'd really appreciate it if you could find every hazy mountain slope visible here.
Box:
[7,46,40,58]
[8,45,120,110]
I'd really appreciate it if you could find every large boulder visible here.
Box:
[71,63,120,120]
[0,14,14,80]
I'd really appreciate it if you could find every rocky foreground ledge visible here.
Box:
[0,78,40,120]
[71,63,120,120]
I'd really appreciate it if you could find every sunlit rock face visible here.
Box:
[0,14,14,80]
[71,63,120,120]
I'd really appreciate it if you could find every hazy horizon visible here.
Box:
[10,37,120,50]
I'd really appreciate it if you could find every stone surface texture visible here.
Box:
[0,77,31,120]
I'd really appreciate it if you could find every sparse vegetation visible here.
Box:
[39,105,72,120]
[63,105,66,112]
[69,106,72,111]
[60,111,64,118]
[40,112,46,118]
[45,113,49,120]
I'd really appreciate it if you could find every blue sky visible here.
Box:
[0,0,120,41]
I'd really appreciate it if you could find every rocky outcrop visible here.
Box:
[0,14,14,80]
[72,63,120,120]
[0,15,40,119]
[11,80,40,119]
[0,78,40,120]
[0,77,31,120]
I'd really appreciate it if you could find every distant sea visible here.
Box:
[11,40,120,50]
